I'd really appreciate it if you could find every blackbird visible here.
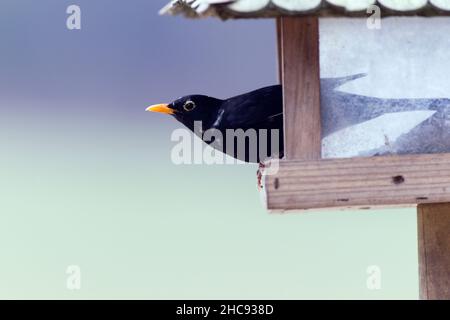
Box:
[146,85,284,163]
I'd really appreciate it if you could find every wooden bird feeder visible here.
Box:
[161,0,450,299]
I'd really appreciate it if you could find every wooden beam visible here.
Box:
[276,17,282,83]
[279,17,321,161]
[418,204,450,299]
[262,153,450,211]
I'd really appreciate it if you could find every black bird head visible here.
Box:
[146,95,223,131]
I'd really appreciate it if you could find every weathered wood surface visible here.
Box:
[263,153,450,211]
[276,17,282,83]
[418,203,450,300]
[161,0,450,18]
[279,16,321,160]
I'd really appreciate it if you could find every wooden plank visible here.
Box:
[279,16,321,160]
[276,17,282,83]
[262,153,450,211]
[418,203,450,299]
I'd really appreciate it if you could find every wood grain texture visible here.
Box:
[276,17,282,83]
[262,153,450,211]
[418,203,450,299]
[280,16,321,161]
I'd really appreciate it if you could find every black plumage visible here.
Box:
[147,85,284,163]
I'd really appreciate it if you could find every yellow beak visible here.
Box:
[145,104,174,115]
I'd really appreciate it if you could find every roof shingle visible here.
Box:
[160,0,450,18]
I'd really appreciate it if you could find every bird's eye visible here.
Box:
[183,100,196,112]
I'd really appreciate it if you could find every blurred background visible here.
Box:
[0,0,417,299]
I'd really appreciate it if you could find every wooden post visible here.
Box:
[276,18,282,83]
[279,16,321,160]
[418,204,450,299]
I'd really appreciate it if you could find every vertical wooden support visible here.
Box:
[276,18,283,83]
[418,204,450,299]
[279,17,321,160]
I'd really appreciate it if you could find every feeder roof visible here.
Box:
[160,0,450,18]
